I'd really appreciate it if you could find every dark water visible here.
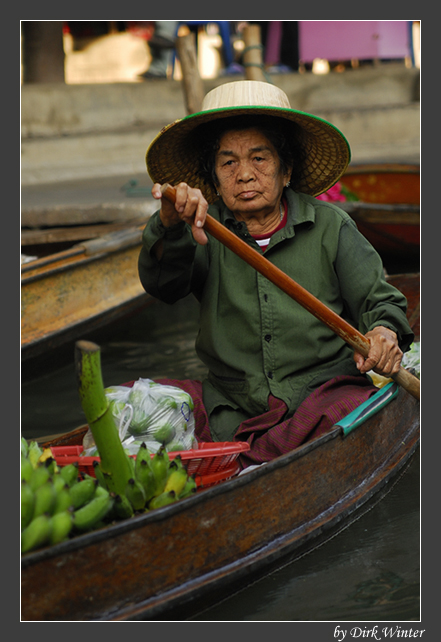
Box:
[21,295,421,624]
[21,297,209,439]
[190,455,420,622]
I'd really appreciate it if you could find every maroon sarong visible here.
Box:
[154,375,377,469]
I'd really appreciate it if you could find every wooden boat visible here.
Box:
[21,198,153,257]
[21,274,420,621]
[339,163,420,256]
[21,225,152,362]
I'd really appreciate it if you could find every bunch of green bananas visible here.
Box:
[96,442,198,518]
[21,438,198,554]
[21,438,114,555]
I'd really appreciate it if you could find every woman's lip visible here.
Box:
[237,191,258,199]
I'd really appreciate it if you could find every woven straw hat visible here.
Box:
[146,80,351,202]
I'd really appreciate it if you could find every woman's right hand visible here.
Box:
[152,182,209,245]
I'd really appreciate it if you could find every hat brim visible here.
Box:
[146,105,351,203]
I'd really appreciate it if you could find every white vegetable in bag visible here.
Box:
[402,342,420,379]
[82,379,197,456]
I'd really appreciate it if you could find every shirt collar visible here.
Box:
[215,189,317,231]
[285,189,316,227]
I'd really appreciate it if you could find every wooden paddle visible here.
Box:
[160,184,420,401]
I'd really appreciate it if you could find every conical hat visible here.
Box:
[146,80,351,202]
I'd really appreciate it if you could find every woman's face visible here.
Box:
[214,128,292,220]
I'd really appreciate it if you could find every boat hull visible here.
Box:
[21,387,419,621]
[339,163,420,256]
[21,227,150,361]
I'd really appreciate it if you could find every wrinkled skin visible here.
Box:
[354,326,403,377]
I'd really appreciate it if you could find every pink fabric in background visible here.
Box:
[265,21,283,65]
[298,21,410,62]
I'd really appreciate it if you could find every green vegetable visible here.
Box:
[154,423,176,445]
[75,341,134,497]
[402,342,420,379]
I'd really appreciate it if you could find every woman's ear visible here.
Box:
[284,166,293,187]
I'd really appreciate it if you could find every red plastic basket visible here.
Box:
[50,441,249,489]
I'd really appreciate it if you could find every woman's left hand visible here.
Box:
[353,326,403,377]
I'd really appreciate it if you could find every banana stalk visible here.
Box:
[75,340,133,497]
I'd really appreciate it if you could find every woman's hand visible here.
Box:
[353,326,403,377]
[152,182,209,246]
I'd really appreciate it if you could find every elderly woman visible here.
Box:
[138,81,413,468]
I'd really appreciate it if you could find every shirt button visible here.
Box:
[267,371,273,379]
[265,334,272,342]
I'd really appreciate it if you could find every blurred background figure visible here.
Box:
[239,21,299,73]
[137,21,236,79]
[138,21,178,79]
[265,21,299,73]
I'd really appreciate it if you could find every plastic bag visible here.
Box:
[402,342,420,379]
[82,378,197,456]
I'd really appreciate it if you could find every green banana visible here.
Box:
[92,460,110,490]
[135,459,156,503]
[21,481,35,531]
[94,484,110,498]
[128,454,136,477]
[135,442,153,469]
[113,493,135,519]
[28,441,43,469]
[125,478,146,511]
[52,474,68,493]
[73,493,114,532]
[69,477,98,510]
[49,510,74,545]
[53,485,74,514]
[178,474,198,499]
[28,463,51,492]
[148,490,177,511]
[33,480,57,518]
[134,443,154,488]
[21,436,29,458]
[21,455,34,483]
[150,447,170,497]
[43,456,58,477]
[59,462,79,487]
[164,462,188,497]
[21,514,52,554]
[171,454,185,470]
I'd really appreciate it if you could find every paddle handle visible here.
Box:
[160,184,420,401]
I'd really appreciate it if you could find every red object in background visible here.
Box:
[126,21,155,41]
[62,21,155,41]
[339,164,420,256]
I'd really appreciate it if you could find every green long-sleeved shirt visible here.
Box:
[138,189,414,440]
